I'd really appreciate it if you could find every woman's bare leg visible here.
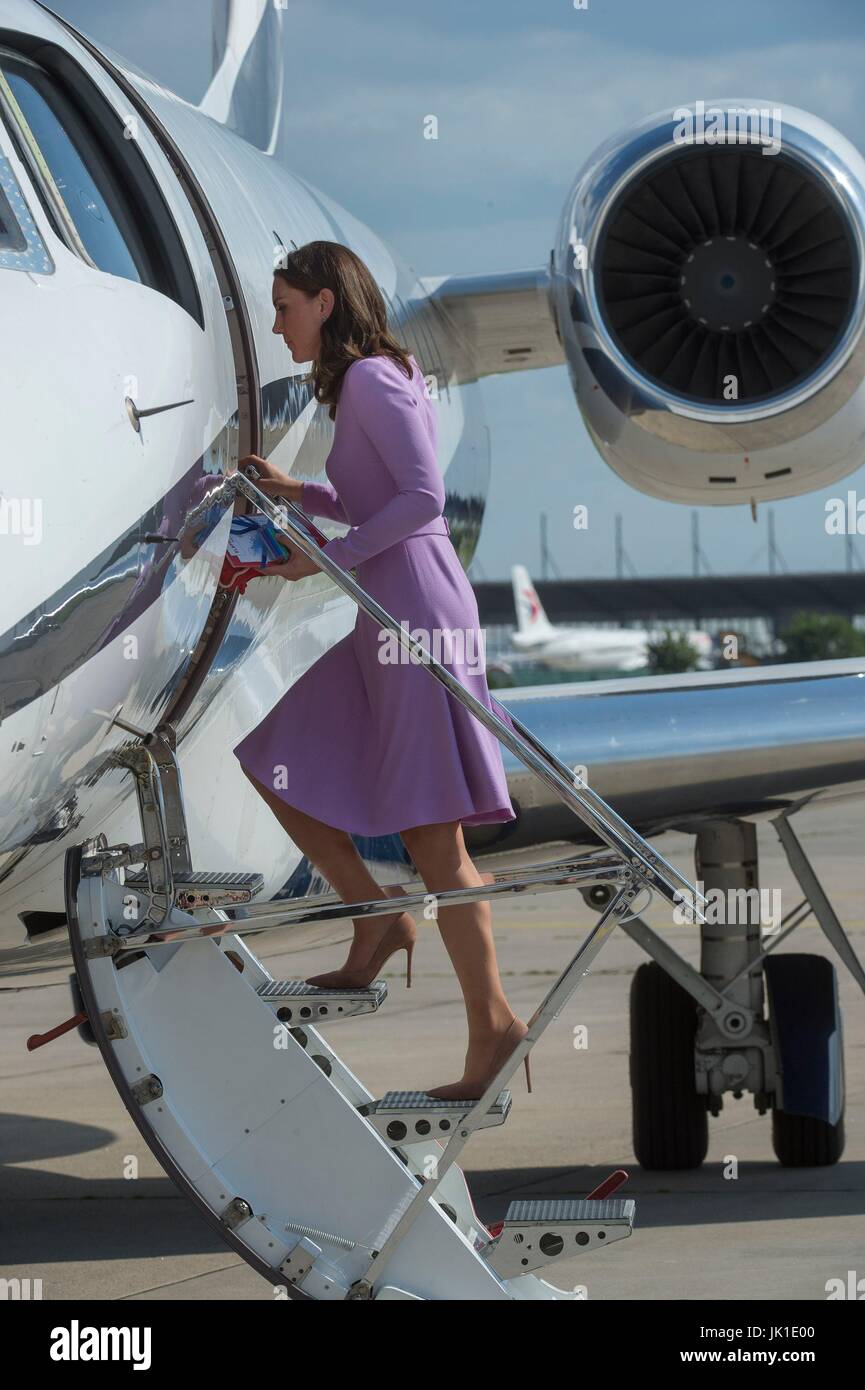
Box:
[399,819,516,1075]
[241,769,410,965]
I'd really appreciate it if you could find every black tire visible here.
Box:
[630,961,709,1169]
[765,953,845,1168]
[771,1106,844,1166]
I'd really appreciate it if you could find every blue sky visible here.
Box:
[52,0,865,579]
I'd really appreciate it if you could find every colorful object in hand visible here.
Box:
[219,514,291,594]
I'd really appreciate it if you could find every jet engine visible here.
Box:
[553,101,865,506]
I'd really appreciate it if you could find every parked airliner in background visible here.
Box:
[508,564,714,671]
[1,0,864,1301]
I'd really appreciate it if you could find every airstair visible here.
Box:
[59,471,707,1301]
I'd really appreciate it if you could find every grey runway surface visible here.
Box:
[1,804,862,1301]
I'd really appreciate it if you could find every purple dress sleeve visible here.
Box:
[317,356,445,571]
[301,479,348,523]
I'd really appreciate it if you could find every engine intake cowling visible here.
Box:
[598,142,856,405]
[554,102,865,504]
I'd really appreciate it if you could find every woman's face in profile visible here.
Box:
[272,278,333,364]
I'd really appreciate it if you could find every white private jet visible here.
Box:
[509,564,714,671]
[1,0,864,1300]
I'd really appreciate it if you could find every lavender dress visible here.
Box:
[232,352,517,836]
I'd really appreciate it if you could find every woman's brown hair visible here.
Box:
[273,241,413,421]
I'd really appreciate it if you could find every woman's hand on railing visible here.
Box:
[239,454,302,501]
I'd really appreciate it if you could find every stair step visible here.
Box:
[123,869,264,910]
[485,1197,635,1278]
[256,979,387,1023]
[359,1090,511,1142]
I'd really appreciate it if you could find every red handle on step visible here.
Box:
[485,1170,629,1240]
[26,1012,87,1051]
[586,1169,629,1199]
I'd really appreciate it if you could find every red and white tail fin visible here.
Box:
[511,564,556,640]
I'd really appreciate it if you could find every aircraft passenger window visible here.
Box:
[0,150,53,273]
[0,47,202,324]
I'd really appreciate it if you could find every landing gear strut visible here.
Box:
[585,813,860,1169]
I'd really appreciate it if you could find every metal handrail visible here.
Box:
[229,470,707,923]
[104,849,630,949]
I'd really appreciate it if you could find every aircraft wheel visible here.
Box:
[771,1104,845,1167]
[765,954,845,1167]
[630,962,709,1169]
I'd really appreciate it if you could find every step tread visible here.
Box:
[374,1090,510,1113]
[257,980,387,1001]
[505,1197,634,1224]
[125,870,264,888]
[123,867,262,889]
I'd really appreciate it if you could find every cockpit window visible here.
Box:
[0,150,53,273]
[0,57,141,281]
[0,46,202,324]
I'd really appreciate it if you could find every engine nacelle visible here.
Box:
[552,100,865,506]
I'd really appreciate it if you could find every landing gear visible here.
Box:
[612,814,861,1171]
[772,1102,845,1168]
[765,953,846,1167]
[630,962,709,1170]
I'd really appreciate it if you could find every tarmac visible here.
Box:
[1,800,862,1301]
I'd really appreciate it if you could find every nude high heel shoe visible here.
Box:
[305,883,415,990]
[305,911,416,989]
[424,1015,532,1101]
